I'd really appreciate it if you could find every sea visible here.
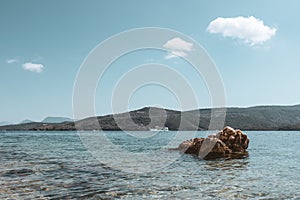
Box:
[0,131,299,199]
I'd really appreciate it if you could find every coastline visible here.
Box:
[2,105,300,131]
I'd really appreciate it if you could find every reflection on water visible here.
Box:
[204,158,249,171]
[0,131,299,199]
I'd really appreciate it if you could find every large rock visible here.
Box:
[178,126,250,159]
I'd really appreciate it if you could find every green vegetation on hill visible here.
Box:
[1,105,300,131]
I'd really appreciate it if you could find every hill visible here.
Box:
[19,119,34,124]
[41,117,73,123]
[0,121,11,126]
[1,105,300,131]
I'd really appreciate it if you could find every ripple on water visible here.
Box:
[0,131,299,199]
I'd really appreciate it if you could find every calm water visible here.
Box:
[0,131,299,199]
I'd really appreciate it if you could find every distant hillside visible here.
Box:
[0,121,11,126]
[19,119,34,124]
[41,117,73,123]
[1,105,300,131]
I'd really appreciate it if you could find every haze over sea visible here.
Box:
[1,131,299,199]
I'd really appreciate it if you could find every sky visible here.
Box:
[1,0,300,123]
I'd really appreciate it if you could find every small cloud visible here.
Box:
[22,62,44,73]
[207,16,277,46]
[6,58,18,64]
[163,37,193,59]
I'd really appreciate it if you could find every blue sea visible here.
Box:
[0,131,299,199]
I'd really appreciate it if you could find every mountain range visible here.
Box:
[0,121,10,126]
[41,117,73,123]
[1,105,300,131]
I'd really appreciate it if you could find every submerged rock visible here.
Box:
[178,126,250,159]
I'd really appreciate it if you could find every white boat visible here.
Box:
[150,126,169,131]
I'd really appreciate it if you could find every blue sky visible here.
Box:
[1,0,300,122]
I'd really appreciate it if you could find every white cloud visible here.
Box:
[164,51,187,59]
[163,37,193,59]
[207,16,277,46]
[6,58,18,64]
[22,62,44,73]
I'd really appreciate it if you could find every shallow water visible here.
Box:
[0,131,299,199]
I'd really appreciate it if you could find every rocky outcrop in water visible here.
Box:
[178,126,250,159]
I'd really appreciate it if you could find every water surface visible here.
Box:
[0,131,299,199]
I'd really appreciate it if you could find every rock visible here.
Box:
[178,126,250,159]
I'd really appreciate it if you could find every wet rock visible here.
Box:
[178,126,250,159]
